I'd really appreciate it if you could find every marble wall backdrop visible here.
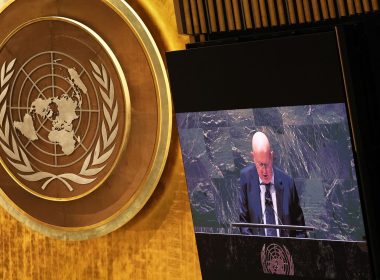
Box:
[177,104,366,241]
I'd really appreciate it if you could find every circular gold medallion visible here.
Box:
[0,0,172,240]
[1,17,130,201]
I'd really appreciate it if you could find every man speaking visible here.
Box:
[239,132,306,238]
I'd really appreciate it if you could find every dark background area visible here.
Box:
[338,19,380,279]
[166,31,345,112]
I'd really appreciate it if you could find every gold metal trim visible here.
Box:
[335,26,357,152]
[0,16,131,202]
[0,0,172,240]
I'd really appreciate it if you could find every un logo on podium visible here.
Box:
[261,243,295,276]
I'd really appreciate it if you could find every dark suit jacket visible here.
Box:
[239,164,306,238]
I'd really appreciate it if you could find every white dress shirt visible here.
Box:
[259,174,280,237]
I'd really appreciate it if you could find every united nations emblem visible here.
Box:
[0,17,129,201]
[0,0,172,240]
[261,243,295,276]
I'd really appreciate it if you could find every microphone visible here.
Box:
[260,183,284,226]
[265,196,273,207]
[260,184,306,237]
[264,198,284,226]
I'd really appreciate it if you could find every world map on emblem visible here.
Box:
[14,67,84,156]
[0,18,129,201]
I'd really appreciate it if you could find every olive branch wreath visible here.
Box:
[0,59,118,192]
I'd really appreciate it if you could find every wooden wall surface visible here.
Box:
[0,0,201,279]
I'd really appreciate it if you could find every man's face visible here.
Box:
[251,150,273,184]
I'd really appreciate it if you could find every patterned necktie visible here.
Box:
[265,183,277,237]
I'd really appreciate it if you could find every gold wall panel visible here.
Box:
[0,0,201,279]
[174,0,380,36]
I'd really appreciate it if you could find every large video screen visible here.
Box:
[177,103,365,241]
[167,30,372,278]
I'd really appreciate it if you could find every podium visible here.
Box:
[195,232,371,279]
